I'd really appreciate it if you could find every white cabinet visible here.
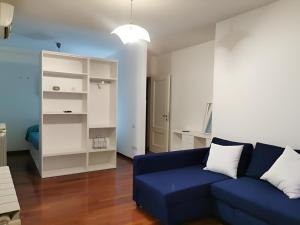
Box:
[171,130,212,151]
[0,124,7,166]
[0,167,21,225]
[39,51,118,178]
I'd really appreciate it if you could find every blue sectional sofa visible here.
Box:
[133,137,253,225]
[133,138,300,225]
[212,142,300,225]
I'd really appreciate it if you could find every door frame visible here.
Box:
[148,75,171,153]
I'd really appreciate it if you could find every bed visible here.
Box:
[25,125,39,150]
[25,125,41,173]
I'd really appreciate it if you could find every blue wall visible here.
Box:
[0,12,125,150]
[0,37,118,151]
[0,48,40,151]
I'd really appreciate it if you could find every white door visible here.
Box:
[149,76,171,153]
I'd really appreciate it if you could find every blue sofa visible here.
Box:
[133,138,300,225]
[133,137,253,225]
[212,142,300,225]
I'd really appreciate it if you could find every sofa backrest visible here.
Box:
[202,137,253,177]
[246,142,300,179]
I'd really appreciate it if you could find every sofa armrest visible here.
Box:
[133,148,209,177]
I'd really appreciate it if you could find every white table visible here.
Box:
[0,166,21,225]
[172,130,212,150]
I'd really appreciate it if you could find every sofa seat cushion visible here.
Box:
[136,165,229,205]
[135,165,230,224]
[211,177,300,225]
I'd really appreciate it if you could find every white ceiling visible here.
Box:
[4,0,276,55]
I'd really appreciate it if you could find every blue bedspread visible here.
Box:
[26,125,39,150]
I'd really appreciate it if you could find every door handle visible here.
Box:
[162,114,168,121]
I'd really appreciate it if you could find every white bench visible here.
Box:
[0,166,21,225]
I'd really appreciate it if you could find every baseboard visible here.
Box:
[7,149,30,155]
[117,152,133,161]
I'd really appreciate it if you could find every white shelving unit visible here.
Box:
[39,51,118,178]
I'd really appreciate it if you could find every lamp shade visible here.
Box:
[0,2,14,27]
[112,24,150,44]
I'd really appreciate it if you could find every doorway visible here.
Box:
[145,76,171,153]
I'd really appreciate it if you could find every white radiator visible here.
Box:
[0,123,7,166]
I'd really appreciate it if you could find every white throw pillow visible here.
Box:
[261,145,300,199]
[204,143,243,179]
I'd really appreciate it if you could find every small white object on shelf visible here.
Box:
[92,137,108,149]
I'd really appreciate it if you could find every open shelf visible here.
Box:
[43,51,87,59]
[42,115,87,155]
[172,129,211,139]
[89,59,117,79]
[43,90,87,94]
[88,151,116,171]
[89,81,116,125]
[88,128,116,151]
[90,76,117,82]
[43,70,88,78]
[43,51,88,74]
[88,163,115,172]
[89,124,116,129]
[43,75,88,93]
[43,153,87,178]
[89,148,116,153]
[43,92,87,114]
[43,149,87,157]
[171,130,212,150]
[43,112,87,115]
[43,167,86,178]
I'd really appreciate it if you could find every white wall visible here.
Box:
[213,0,300,148]
[170,41,214,132]
[153,53,172,77]
[150,41,215,149]
[115,42,147,158]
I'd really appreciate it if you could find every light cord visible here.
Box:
[130,0,133,23]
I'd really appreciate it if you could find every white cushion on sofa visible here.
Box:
[204,143,243,179]
[261,145,300,199]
